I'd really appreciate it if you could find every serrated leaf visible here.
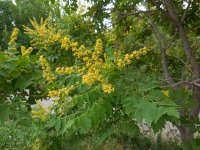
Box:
[63,119,74,133]
[138,82,158,92]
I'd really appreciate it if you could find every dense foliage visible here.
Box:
[0,0,200,149]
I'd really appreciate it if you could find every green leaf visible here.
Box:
[151,116,166,133]
[118,121,140,136]
[124,95,179,126]
[63,119,74,133]
[183,139,200,150]
[123,96,136,117]
[96,124,114,146]
[0,70,8,77]
[0,51,6,62]
[15,78,32,91]
[50,0,55,4]
[0,104,10,122]
[78,115,91,134]
[45,119,57,128]
[3,62,17,70]
[138,81,158,92]
[4,50,20,55]
[55,119,61,131]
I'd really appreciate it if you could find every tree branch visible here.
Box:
[161,79,200,89]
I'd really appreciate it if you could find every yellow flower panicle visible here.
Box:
[82,72,103,86]
[8,27,20,51]
[95,39,103,54]
[23,17,62,48]
[60,37,70,50]
[115,47,149,68]
[115,59,126,68]
[102,83,114,94]
[71,42,78,51]
[161,90,169,96]
[50,33,61,43]
[21,46,33,57]
[9,27,19,45]
[48,85,74,98]
[31,101,50,121]
[55,67,74,75]
[114,51,122,57]
[39,55,56,83]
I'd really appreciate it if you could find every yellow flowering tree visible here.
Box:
[20,16,180,145]
[0,8,185,149]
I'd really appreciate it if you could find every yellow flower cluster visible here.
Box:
[82,72,103,86]
[55,67,74,75]
[60,37,70,50]
[31,102,50,121]
[23,18,150,95]
[95,39,103,54]
[71,42,79,51]
[7,27,20,51]
[77,39,115,93]
[161,90,169,96]
[9,27,19,45]
[114,51,122,57]
[21,46,33,57]
[29,138,48,150]
[102,83,114,94]
[23,17,61,48]
[48,85,74,98]
[39,55,56,83]
[114,47,149,68]
[50,33,61,43]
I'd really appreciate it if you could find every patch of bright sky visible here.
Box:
[12,0,16,5]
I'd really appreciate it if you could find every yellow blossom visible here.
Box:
[95,39,103,53]
[9,28,19,45]
[48,85,74,98]
[71,42,78,51]
[56,67,74,75]
[161,90,169,96]
[50,33,61,42]
[116,59,126,68]
[21,46,33,57]
[102,83,114,93]
[60,37,70,50]
[39,55,56,83]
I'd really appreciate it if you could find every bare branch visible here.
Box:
[161,79,200,89]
